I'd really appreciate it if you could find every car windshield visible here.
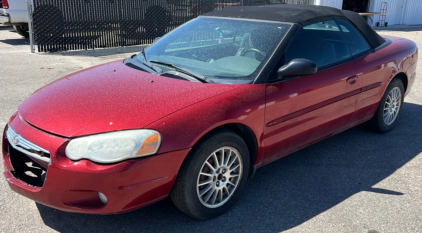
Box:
[134,17,291,84]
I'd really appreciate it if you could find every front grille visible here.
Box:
[5,126,50,164]
[5,126,50,187]
[8,146,47,187]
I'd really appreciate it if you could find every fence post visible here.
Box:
[26,0,35,53]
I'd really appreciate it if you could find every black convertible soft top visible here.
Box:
[203,4,385,48]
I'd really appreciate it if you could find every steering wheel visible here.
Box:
[243,48,266,61]
[244,48,266,57]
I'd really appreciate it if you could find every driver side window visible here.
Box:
[284,19,352,68]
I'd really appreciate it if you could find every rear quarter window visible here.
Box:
[336,18,371,56]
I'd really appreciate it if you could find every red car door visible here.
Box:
[334,18,390,123]
[262,19,363,164]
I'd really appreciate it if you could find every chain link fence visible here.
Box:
[31,0,315,52]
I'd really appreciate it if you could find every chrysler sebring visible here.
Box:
[2,4,418,219]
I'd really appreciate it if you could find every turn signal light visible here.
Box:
[136,132,160,155]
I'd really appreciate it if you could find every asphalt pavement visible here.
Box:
[0,24,421,233]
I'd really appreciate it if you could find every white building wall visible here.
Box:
[369,0,402,25]
[313,0,422,25]
[402,0,422,25]
[369,0,422,25]
[314,0,343,9]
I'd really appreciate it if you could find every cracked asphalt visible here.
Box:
[0,24,421,233]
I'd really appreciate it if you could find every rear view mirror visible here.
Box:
[277,58,317,80]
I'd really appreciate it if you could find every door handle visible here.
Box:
[346,75,358,85]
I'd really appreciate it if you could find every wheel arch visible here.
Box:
[392,72,408,93]
[183,123,258,179]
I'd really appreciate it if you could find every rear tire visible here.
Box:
[171,129,250,219]
[369,78,404,133]
[13,25,29,38]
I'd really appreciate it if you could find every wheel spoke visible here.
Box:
[205,161,216,172]
[220,149,225,167]
[223,186,230,195]
[383,110,389,117]
[200,171,213,177]
[217,189,223,203]
[210,188,218,205]
[212,153,220,167]
[386,95,391,103]
[230,173,240,178]
[203,187,216,202]
[227,156,236,168]
[230,163,240,172]
[198,178,212,186]
[200,184,213,196]
[387,112,392,123]
[223,150,232,166]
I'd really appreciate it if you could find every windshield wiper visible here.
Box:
[149,60,207,83]
[124,51,162,74]
[141,47,148,62]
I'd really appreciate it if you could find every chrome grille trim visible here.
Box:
[5,126,51,164]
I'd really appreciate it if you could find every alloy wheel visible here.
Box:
[196,146,243,208]
[383,87,402,125]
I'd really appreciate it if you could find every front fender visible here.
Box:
[146,84,267,161]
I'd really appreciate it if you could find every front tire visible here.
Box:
[171,129,250,219]
[369,78,404,133]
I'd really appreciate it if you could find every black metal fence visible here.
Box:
[32,0,315,52]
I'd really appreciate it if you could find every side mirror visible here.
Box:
[154,37,161,43]
[277,58,317,80]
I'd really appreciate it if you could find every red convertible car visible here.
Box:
[2,5,418,219]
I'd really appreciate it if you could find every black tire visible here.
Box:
[376,22,380,27]
[171,129,250,219]
[13,25,29,38]
[385,22,389,27]
[369,78,404,133]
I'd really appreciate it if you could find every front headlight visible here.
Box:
[65,129,161,163]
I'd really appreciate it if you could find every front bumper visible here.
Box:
[0,12,10,24]
[2,113,189,214]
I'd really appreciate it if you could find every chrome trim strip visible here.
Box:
[5,126,51,164]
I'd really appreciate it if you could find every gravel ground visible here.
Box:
[0,24,421,233]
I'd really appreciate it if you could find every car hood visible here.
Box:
[18,61,240,137]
